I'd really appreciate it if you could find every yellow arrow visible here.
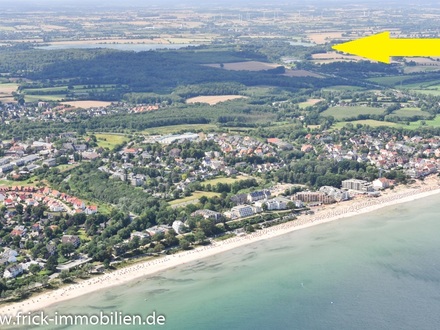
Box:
[332,31,440,64]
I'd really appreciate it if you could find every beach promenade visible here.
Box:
[1,178,439,316]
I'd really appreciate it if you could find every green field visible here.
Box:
[322,85,366,92]
[332,116,440,130]
[332,120,399,129]
[402,115,440,129]
[0,177,39,187]
[24,94,66,102]
[391,107,431,118]
[322,106,385,120]
[412,89,440,96]
[367,75,407,86]
[142,124,218,135]
[201,175,249,186]
[95,133,129,149]
[169,191,220,206]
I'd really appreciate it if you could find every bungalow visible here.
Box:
[3,264,23,279]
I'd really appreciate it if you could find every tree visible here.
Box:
[179,238,190,250]
[15,203,24,215]
[59,270,71,282]
[28,263,41,275]
[194,230,207,244]
[58,243,75,258]
[46,255,58,272]
[153,243,164,253]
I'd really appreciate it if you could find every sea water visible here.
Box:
[17,194,440,329]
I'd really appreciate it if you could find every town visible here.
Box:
[0,116,439,300]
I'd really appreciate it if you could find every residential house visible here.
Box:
[130,231,150,240]
[191,209,223,223]
[247,190,271,203]
[3,264,23,279]
[61,235,81,248]
[172,221,185,234]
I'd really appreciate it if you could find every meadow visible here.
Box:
[169,191,220,206]
[332,120,399,129]
[94,133,129,149]
[186,95,247,105]
[142,124,218,135]
[321,106,385,120]
[201,175,249,187]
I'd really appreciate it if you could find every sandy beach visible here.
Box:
[1,177,439,316]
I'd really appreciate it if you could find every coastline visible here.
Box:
[1,179,439,316]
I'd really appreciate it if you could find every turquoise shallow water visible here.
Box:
[15,194,440,329]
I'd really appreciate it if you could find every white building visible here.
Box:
[372,178,390,190]
[3,264,23,279]
[226,205,255,219]
[172,221,185,234]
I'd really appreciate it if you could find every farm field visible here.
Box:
[321,106,385,120]
[391,107,431,118]
[321,85,366,92]
[204,61,279,71]
[0,82,19,102]
[142,124,218,135]
[186,95,247,105]
[298,98,323,108]
[403,115,440,129]
[61,101,112,108]
[24,94,65,102]
[412,89,440,96]
[311,51,364,63]
[94,133,129,149]
[283,69,323,78]
[332,120,400,129]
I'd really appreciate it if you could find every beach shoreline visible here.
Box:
[1,178,439,316]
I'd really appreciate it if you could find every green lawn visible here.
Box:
[23,86,68,92]
[201,175,249,186]
[401,115,440,129]
[332,120,399,129]
[322,106,385,120]
[24,94,66,102]
[95,133,129,149]
[391,107,431,118]
[367,75,407,86]
[0,176,39,187]
[57,163,80,172]
[142,124,218,135]
[412,89,440,96]
[332,116,440,130]
[169,191,220,205]
[321,85,366,91]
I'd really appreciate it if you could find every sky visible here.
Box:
[0,0,435,10]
